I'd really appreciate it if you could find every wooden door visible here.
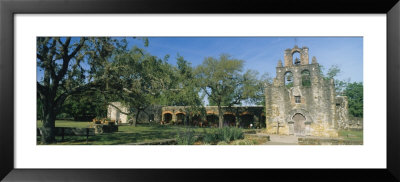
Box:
[293,113,306,136]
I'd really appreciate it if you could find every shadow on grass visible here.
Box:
[36,125,253,145]
[37,125,182,145]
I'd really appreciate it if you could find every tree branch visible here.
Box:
[108,102,131,115]
[68,37,86,60]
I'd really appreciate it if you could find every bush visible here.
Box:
[232,127,244,140]
[176,128,196,145]
[202,129,218,144]
[202,127,244,144]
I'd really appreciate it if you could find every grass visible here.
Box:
[37,120,258,145]
[338,129,363,141]
[37,121,363,145]
[37,120,91,128]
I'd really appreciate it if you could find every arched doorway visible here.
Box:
[191,115,201,126]
[223,114,236,127]
[163,113,172,124]
[206,114,218,127]
[176,113,185,125]
[293,113,306,136]
[240,114,254,128]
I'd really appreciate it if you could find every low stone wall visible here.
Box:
[92,124,118,134]
[244,133,270,141]
[298,137,363,145]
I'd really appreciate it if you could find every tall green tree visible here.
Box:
[169,55,205,124]
[110,47,174,126]
[344,82,363,118]
[36,37,137,144]
[195,54,260,128]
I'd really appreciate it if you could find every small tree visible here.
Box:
[344,82,363,118]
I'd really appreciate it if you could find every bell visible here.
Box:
[294,58,300,65]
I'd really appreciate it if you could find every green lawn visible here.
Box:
[37,121,363,145]
[37,120,92,128]
[338,129,363,142]
[37,120,256,145]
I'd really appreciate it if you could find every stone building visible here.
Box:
[264,46,348,137]
[107,103,162,124]
[161,106,264,128]
[107,104,264,128]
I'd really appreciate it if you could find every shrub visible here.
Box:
[231,127,244,140]
[176,128,196,145]
[216,127,244,143]
[202,129,218,144]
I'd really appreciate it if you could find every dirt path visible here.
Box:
[261,134,299,145]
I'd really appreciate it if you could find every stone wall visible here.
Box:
[265,46,349,137]
[107,104,264,127]
[107,103,162,124]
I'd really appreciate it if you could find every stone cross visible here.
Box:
[274,122,284,134]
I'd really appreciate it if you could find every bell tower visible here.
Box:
[283,45,309,67]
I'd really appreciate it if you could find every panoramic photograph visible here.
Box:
[36,37,363,145]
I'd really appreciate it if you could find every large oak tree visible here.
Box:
[36,37,131,144]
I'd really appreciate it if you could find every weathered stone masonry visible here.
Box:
[265,46,348,137]
[108,104,264,128]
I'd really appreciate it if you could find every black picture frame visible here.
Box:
[1,0,399,181]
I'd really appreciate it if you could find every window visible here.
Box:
[295,96,301,103]
[301,70,311,87]
[284,71,293,88]
[293,52,301,65]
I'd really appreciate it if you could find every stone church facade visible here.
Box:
[264,46,348,137]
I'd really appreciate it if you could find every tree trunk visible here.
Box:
[217,105,223,128]
[132,109,140,127]
[40,107,57,144]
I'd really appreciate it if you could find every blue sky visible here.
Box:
[37,37,363,83]
[129,37,363,82]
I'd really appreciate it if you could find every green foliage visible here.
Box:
[301,70,311,87]
[161,55,204,116]
[320,64,350,95]
[196,54,262,127]
[344,82,363,117]
[60,91,107,121]
[231,127,244,140]
[176,128,197,145]
[320,65,363,118]
[202,129,218,144]
[217,127,233,143]
[202,127,244,144]
[326,64,341,79]
[37,37,135,143]
[284,72,294,88]
[112,47,174,126]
